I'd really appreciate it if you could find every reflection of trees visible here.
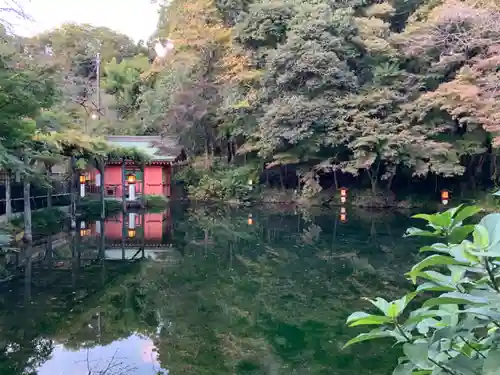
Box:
[0,204,423,375]
[139,205,422,375]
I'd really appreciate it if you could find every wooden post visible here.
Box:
[46,164,52,209]
[166,164,171,198]
[70,156,77,229]
[121,212,126,260]
[141,162,146,205]
[121,159,126,211]
[5,169,11,220]
[98,160,105,220]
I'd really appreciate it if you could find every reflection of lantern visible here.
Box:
[127,174,136,184]
[79,175,86,184]
[441,190,450,205]
[340,187,348,203]
[248,214,253,225]
[128,228,136,238]
[340,207,347,223]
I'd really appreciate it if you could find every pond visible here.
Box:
[0,203,428,375]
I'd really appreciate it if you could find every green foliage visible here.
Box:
[77,198,122,218]
[10,207,67,235]
[143,194,169,209]
[345,202,500,374]
[185,163,258,201]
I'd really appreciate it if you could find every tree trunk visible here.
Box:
[5,170,12,221]
[23,178,32,243]
[46,166,52,209]
[70,156,77,229]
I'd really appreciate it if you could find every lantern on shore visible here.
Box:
[79,175,86,198]
[340,206,347,223]
[441,190,450,206]
[128,228,136,238]
[127,174,137,200]
[127,174,136,184]
[340,187,348,204]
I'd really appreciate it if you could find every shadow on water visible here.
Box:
[0,203,429,375]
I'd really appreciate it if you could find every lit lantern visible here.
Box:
[248,214,253,225]
[340,207,347,223]
[79,175,86,184]
[85,173,90,182]
[441,190,450,206]
[340,187,348,204]
[80,228,91,237]
[127,174,137,184]
[128,228,136,238]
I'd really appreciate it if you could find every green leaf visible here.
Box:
[416,282,454,293]
[447,354,481,375]
[346,312,392,326]
[449,225,475,244]
[483,349,500,375]
[342,330,395,348]
[392,362,414,375]
[452,205,481,226]
[362,297,390,316]
[407,255,467,284]
[403,343,432,369]
[423,292,488,308]
[479,213,500,247]
[419,243,449,253]
[473,225,489,249]
[404,227,440,238]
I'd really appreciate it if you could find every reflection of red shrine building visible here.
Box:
[89,209,181,262]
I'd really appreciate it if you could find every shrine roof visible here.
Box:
[105,136,183,162]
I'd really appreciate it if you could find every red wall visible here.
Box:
[143,166,164,196]
[96,164,170,198]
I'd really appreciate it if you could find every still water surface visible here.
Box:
[0,204,427,374]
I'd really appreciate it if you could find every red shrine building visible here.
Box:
[88,136,185,199]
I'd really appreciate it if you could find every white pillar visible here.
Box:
[80,183,85,198]
[96,220,101,234]
[128,213,136,229]
[128,183,136,201]
[95,173,101,187]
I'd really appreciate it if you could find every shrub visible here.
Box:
[77,198,122,218]
[143,194,169,209]
[10,207,68,235]
[186,164,258,201]
[344,203,500,374]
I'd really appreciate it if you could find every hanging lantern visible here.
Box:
[248,214,253,225]
[79,174,86,184]
[127,174,136,184]
[128,228,136,238]
[340,187,348,203]
[441,190,450,205]
[340,207,347,223]
[85,173,90,182]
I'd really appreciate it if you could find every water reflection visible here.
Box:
[0,204,424,375]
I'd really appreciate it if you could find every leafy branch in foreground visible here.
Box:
[344,201,500,375]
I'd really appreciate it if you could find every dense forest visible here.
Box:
[3,0,500,219]
[130,0,500,202]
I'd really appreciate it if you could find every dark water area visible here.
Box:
[0,203,430,375]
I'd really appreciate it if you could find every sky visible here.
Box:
[0,0,161,41]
